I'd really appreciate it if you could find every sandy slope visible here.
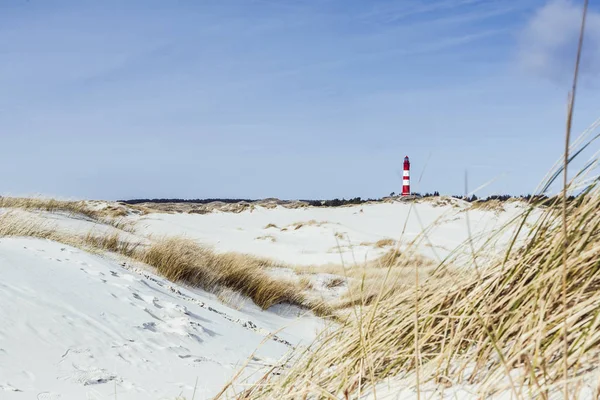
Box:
[0,238,322,400]
[0,199,540,399]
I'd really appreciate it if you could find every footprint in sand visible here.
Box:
[62,365,118,386]
[132,293,143,301]
[163,301,188,315]
[134,294,162,309]
[141,322,157,332]
[37,393,61,400]
[79,267,105,277]
[178,354,219,365]
[0,383,21,392]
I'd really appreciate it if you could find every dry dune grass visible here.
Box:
[360,238,396,248]
[338,252,437,310]
[325,276,345,289]
[256,235,277,242]
[0,211,141,256]
[0,196,136,232]
[0,211,57,239]
[126,203,153,215]
[374,238,395,248]
[469,199,506,213]
[263,221,332,231]
[0,197,99,219]
[416,196,464,208]
[215,287,248,310]
[235,100,600,399]
[290,220,330,230]
[100,205,131,218]
[83,232,141,257]
[243,187,600,398]
[369,247,433,269]
[334,232,345,240]
[298,276,314,291]
[295,247,436,310]
[141,237,332,314]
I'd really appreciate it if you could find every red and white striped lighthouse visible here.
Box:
[402,156,410,196]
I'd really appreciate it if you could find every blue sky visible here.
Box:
[1,0,599,200]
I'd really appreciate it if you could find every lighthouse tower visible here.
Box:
[402,156,410,196]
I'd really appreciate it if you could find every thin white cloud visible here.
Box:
[518,0,600,82]
[356,0,482,24]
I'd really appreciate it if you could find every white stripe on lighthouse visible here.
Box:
[403,171,409,177]
[403,179,410,185]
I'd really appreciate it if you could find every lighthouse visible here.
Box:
[402,156,410,196]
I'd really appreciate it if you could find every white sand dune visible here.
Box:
[133,200,534,266]
[0,199,539,399]
[0,237,322,400]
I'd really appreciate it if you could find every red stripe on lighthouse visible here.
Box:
[402,156,410,196]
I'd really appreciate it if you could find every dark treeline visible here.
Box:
[449,194,549,203]
[120,197,380,207]
[120,198,256,205]
[120,193,577,207]
[300,197,379,207]
[446,194,576,204]
[449,194,521,203]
